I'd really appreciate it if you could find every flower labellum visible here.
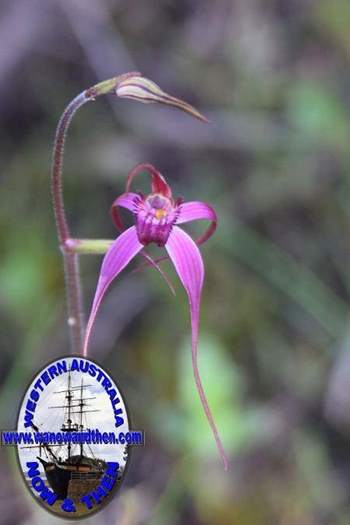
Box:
[83,164,229,470]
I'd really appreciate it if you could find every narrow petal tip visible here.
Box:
[223,456,230,471]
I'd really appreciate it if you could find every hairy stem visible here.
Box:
[52,92,90,353]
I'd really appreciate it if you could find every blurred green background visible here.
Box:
[1,0,350,524]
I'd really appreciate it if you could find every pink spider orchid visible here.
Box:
[83,163,229,470]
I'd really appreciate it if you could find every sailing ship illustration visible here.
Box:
[22,369,108,499]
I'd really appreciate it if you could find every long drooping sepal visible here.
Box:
[176,201,217,245]
[83,226,143,356]
[165,226,229,470]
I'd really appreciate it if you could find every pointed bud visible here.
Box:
[115,75,208,123]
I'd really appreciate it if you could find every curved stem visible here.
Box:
[52,92,90,353]
[52,93,88,244]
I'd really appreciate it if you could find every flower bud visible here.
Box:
[116,75,208,122]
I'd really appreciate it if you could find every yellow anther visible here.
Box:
[155,209,167,220]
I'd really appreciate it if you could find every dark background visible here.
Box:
[1,1,350,524]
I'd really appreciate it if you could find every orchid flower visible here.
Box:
[83,163,229,470]
[52,72,208,353]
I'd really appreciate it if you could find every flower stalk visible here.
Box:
[53,92,89,352]
[64,238,114,255]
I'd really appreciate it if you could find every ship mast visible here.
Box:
[66,369,72,460]
[79,378,84,458]
[22,366,99,464]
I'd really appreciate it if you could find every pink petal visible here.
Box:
[83,226,143,356]
[126,163,172,198]
[110,192,141,231]
[131,200,217,273]
[165,226,229,470]
[176,201,217,245]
